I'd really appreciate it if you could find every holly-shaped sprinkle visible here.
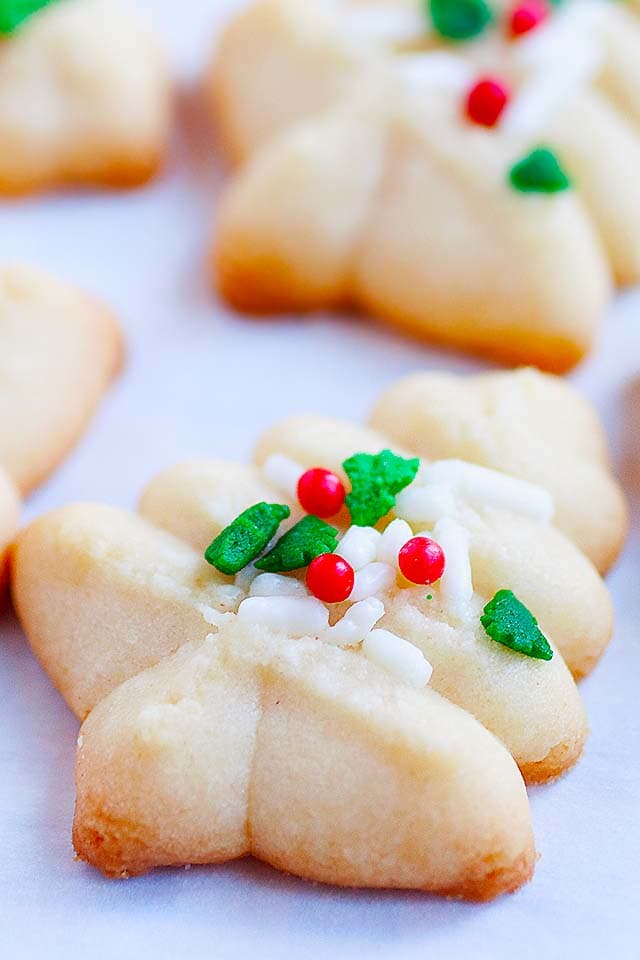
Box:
[205,502,290,575]
[428,0,493,41]
[297,467,346,518]
[508,0,549,38]
[306,554,355,603]
[465,77,510,128]
[398,537,446,585]
[255,515,339,573]
[480,589,554,660]
[509,147,571,194]
[0,0,59,35]
[343,450,420,528]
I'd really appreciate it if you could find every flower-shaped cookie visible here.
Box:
[210,0,640,370]
[0,263,122,585]
[0,0,171,194]
[12,370,622,898]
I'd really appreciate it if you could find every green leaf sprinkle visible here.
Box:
[480,590,554,661]
[428,0,493,41]
[205,502,290,576]
[509,147,572,194]
[343,450,419,527]
[0,0,60,35]
[255,515,338,573]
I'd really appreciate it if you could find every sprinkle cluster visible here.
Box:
[203,447,555,687]
[205,449,438,606]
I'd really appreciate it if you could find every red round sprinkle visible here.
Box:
[297,467,346,518]
[509,0,549,37]
[465,77,510,128]
[398,537,446,586]
[306,553,355,603]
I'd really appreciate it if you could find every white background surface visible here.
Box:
[1,1,639,956]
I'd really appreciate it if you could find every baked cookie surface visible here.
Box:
[0,0,171,194]
[370,366,628,575]
[11,370,622,897]
[210,0,640,370]
[0,264,122,584]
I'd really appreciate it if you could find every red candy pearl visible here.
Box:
[306,554,355,604]
[465,77,510,128]
[509,0,549,37]
[297,468,346,518]
[398,537,446,586]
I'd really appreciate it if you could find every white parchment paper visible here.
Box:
[1,2,638,956]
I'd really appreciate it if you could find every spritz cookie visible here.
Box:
[11,371,622,896]
[0,0,171,194]
[210,0,640,370]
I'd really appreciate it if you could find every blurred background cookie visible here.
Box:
[0,264,122,588]
[0,0,172,194]
[209,0,640,371]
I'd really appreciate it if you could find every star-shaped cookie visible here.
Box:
[11,369,624,898]
[210,0,640,370]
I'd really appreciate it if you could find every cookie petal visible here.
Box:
[11,504,238,718]
[216,99,387,313]
[138,459,300,551]
[0,0,170,194]
[545,91,640,286]
[370,368,628,574]
[73,625,536,900]
[0,265,122,494]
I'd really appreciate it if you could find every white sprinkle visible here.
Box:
[77,734,84,748]
[341,6,428,44]
[504,2,605,137]
[395,483,456,525]
[249,573,308,598]
[500,75,563,140]
[336,525,381,570]
[237,596,329,637]
[433,517,473,620]
[377,518,414,566]
[515,1,605,72]
[234,564,259,592]
[322,598,385,648]
[502,60,599,139]
[262,453,303,499]
[396,51,472,94]
[362,629,433,688]
[350,562,395,601]
[427,460,554,522]
[196,603,234,629]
